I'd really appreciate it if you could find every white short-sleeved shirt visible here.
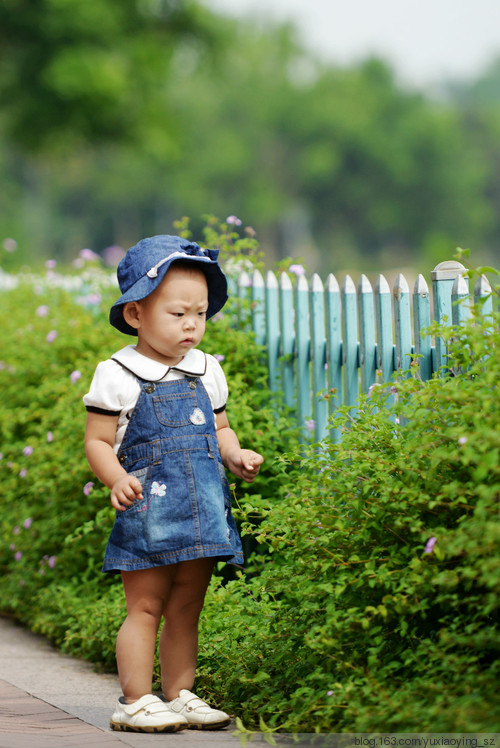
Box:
[83,345,228,452]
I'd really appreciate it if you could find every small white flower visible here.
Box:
[151,481,166,497]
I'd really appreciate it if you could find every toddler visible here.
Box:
[84,235,263,733]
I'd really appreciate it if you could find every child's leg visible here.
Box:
[159,558,215,700]
[117,566,176,702]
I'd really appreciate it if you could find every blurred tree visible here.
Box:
[0,0,217,153]
[0,8,497,271]
[446,57,500,259]
[447,57,500,109]
[284,59,492,267]
[158,41,492,269]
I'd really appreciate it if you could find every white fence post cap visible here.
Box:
[375,274,390,294]
[431,260,467,281]
[414,273,429,295]
[474,274,492,297]
[452,274,469,295]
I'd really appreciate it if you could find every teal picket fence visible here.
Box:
[231,260,493,442]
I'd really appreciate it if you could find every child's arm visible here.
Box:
[85,412,143,511]
[215,411,263,483]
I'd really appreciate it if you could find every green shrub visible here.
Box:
[0,230,299,653]
[196,282,500,733]
[2,241,498,734]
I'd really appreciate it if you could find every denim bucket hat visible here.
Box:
[109,235,228,336]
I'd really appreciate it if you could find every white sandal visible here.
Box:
[110,694,188,733]
[164,689,231,730]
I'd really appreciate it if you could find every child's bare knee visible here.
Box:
[163,591,205,624]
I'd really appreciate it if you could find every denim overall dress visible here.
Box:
[102,373,244,573]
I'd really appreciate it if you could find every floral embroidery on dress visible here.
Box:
[151,481,166,497]
[137,481,166,512]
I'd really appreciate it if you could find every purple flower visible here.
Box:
[45,259,57,269]
[458,436,467,445]
[214,354,225,363]
[327,690,334,697]
[70,370,82,384]
[19,468,28,478]
[102,245,125,267]
[46,330,58,343]
[424,537,437,554]
[23,446,33,457]
[305,419,315,432]
[23,518,32,530]
[367,383,381,396]
[14,551,23,561]
[3,237,17,252]
[13,526,20,535]
[48,556,56,569]
[226,215,242,226]
[83,481,94,496]
[289,264,305,276]
[79,248,100,262]
[36,305,49,317]
[47,432,54,443]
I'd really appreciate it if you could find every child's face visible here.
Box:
[124,265,209,365]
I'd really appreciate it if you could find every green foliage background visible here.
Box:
[0,235,299,676]
[199,299,500,734]
[0,0,499,272]
[0,238,499,732]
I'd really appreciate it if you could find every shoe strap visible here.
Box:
[169,690,208,713]
[122,694,164,716]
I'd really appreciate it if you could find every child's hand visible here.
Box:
[226,449,264,483]
[111,474,144,511]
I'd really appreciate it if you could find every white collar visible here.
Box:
[111,345,207,381]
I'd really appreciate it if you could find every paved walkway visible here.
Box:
[0,616,245,748]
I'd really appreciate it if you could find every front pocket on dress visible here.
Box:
[152,393,196,427]
[129,465,150,485]
[122,464,152,513]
